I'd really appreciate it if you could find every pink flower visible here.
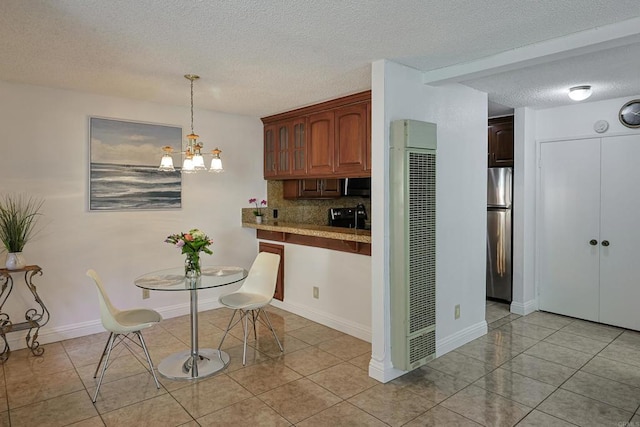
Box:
[184,233,194,241]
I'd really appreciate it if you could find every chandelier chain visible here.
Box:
[190,78,195,135]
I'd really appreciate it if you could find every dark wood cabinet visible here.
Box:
[261,91,371,180]
[334,103,368,175]
[488,116,514,167]
[258,242,284,301]
[282,179,341,199]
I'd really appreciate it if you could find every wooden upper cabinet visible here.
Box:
[276,122,291,176]
[365,101,372,172]
[264,124,277,177]
[307,111,335,175]
[283,178,341,199]
[334,103,367,175]
[291,118,307,176]
[488,116,514,167]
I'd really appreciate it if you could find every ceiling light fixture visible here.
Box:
[568,85,592,101]
[158,74,223,173]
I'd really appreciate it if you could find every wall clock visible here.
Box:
[619,99,640,128]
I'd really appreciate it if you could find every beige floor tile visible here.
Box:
[501,354,576,387]
[61,332,112,351]
[349,353,371,371]
[76,353,148,388]
[308,362,378,399]
[64,339,132,369]
[538,389,633,427]
[130,338,190,366]
[561,370,640,412]
[543,330,608,355]
[223,342,272,372]
[9,390,98,427]
[633,414,640,424]
[316,334,371,360]
[425,351,494,383]
[498,319,556,340]
[392,366,469,403]
[65,416,105,426]
[519,311,574,330]
[0,412,8,427]
[560,320,623,343]
[285,323,344,345]
[7,367,84,409]
[404,405,482,426]
[348,382,436,426]
[473,367,556,407]
[481,329,539,353]
[488,315,520,330]
[249,333,309,357]
[170,374,252,418]
[613,330,640,350]
[228,358,302,394]
[89,371,166,414]
[523,341,593,369]
[517,410,577,426]
[281,346,342,376]
[177,422,199,427]
[598,342,640,368]
[101,393,192,427]
[582,356,640,388]
[258,378,341,424]
[197,396,290,426]
[297,401,387,427]
[440,385,531,426]
[454,339,519,367]
[0,379,6,413]
[3,345,75,385]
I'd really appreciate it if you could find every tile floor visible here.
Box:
[0,302,639,426]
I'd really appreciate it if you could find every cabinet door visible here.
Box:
[488,117,514,167]
[276,122,291,176]
[291,118,307,176]
[365,101,372,172]
[538,138,601,321]
[299,179,322,198]
[599,134,640,330]
[264,124,277,178]
[308,111,334,175]
[321,179,341,197]
[334,103,367,174]
[258,242,284,301]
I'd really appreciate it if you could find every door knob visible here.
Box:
[602,240,610,247]
[589,239,598,246]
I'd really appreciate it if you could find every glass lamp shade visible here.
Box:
[192,154,206,171]
[158,154,175,171]
[209,157,223,173]
[568,85,592,101]
[182,157,195,173]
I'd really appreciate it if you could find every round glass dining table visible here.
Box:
[135,265,247,380]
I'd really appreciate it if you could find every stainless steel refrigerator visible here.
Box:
[486,167,513,301]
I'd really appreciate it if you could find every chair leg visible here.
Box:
[93,332,117,403]
[217,309,238,351]
[251,310,257,341]
[135,331,160,389]
[242,310,249,366]
[93,332,114,379]
[260,308,284,353]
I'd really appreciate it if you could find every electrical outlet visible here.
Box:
[313,286,319,299]
[454,304,460,319]
[142,289,150,300]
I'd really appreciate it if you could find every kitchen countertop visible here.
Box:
[242,221,371,244]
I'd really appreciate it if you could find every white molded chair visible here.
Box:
[86,269,162,402]
[217,252,283,365]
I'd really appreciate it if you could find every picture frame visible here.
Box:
[89,117,182,210]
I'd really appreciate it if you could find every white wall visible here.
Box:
[0,80,265,347]
[370,60,488,382]
[265,242,372,341]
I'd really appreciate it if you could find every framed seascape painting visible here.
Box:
[90,117,182,210]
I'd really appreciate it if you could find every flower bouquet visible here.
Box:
[165,228,213,278]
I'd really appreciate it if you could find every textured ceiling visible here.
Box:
[1,0,639,117]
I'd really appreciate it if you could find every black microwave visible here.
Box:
[343,177,371,197]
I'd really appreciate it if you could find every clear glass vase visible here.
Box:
[184,252,201,279]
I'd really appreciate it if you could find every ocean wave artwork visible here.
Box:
[90,117,182,210]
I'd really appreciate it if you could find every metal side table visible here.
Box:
[0,265,50,362]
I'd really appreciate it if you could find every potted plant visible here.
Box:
[0,194,44,270]
[249,198,267,224]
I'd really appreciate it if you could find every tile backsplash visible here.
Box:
[241,180,371,226]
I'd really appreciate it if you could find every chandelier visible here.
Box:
[158,74,223,173]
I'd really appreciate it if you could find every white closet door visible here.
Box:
[600,134,640,330]
[539,138,601,321]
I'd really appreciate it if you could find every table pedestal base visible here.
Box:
[158,349,229,380]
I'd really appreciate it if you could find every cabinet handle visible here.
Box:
[589,239,598,246]
[601,240,610,247]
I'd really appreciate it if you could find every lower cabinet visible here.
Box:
[283,179,341,199]
[258,242,284,301]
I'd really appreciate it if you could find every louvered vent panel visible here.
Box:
[408,152,436,334]
[409,330,436,364]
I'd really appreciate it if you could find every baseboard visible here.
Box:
[368,357,405,383]
[510,299,537,316]
[270,299,372,343]
[435,320,488,357]
[4,296,224,352]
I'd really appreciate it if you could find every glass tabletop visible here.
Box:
[134,266,247,291]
